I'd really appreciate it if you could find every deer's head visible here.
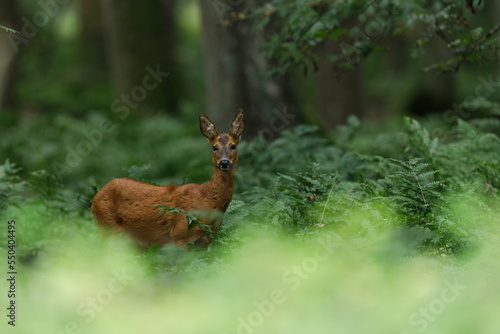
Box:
[200,109,245,171]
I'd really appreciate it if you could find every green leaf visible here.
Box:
[153,204,216,238]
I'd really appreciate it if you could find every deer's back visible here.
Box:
[91,178,208,246]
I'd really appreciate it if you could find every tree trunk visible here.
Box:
[313,40,363,128]
[81,0,107,85]
[99,0,182,114]
[0,1,22,110]
[407,35,456,117]
[198,0,296,137]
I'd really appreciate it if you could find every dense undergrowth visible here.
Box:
[2,111,500,261]
[1,112,500,333]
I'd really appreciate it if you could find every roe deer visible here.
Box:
[91,110,245,248]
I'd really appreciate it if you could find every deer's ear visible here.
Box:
[200,113,219,141]
[229,109,245,144]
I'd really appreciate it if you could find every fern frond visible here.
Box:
[388,158,444,217]
[153,205,216,238]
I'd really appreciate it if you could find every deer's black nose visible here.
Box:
[218,160,231,170]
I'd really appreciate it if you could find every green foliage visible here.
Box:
[384,158,467,253]
[2,111,499,259]
[122,164,153,183]
[230,114,499,255]
[387,158,443,220]
[402,116,500,191]
[0,107,499,278]
[28,169,69,214]
[251,0,500,74]
[0,112,209,190]
[236,125,351,192]
[242,164,338,234]
[154,204,216,239]
[0,159,25,214]
[1,112,500,334]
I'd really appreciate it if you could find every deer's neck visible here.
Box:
[206,167,235,211]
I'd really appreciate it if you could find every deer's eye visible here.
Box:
[213,146,218,151]
[230,144,236,150]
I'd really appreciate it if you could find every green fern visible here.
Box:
[403,117,441,165]
[153,205,217,239]
[275,164,338,232]
[123,164,152,183]
[239,163,341,235]
[385,158,474,253]
[29,170,71,214]
[402,117,500,191]
[387,158,443,220]
[0,159,25,214]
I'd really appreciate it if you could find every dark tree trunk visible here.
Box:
[100,0,182,114]
[0,1,22,110]
[81,0,107,85]
[198,0,296,137]
[313,40,363,128]
[407,36,456,117]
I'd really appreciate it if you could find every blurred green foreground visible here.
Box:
[2,194,500,334]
